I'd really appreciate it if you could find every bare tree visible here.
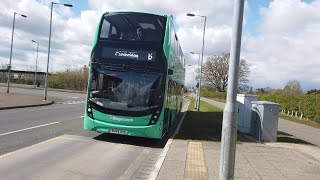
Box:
[26,64,41,72]
[0,61,7,69]
[283,80,303,95]
[202,53,250,92]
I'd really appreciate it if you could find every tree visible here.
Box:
[0,61,10,70]
[26,64,41,72]
[307,89,320,95]
[202,53,250,92]
[283,80,303,95]
[0,62,6,69]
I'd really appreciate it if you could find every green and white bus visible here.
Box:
[84,12,185,139]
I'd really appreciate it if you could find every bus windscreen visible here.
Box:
[99,13,166,42]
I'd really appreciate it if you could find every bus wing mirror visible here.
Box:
[168,69,173,75]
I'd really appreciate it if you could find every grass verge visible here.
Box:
[279,114,320,129]
[176,98,223,141]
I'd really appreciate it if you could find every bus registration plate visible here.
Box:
[110,129,128,135]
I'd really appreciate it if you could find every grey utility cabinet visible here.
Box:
[236,94,258,133]
[251,101,280,142]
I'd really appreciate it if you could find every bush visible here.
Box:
[259,94,320,123]
[201,88,320,123]
[200,88,227,100]
[48,66,88,91]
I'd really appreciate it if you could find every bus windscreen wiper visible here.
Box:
[92,62,128,72]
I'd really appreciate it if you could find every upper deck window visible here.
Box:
[99,13,166,42]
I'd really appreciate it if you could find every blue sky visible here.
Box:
[244,0,271,36]
[244,0,315,36]
[67,0,88,15]
[71,0,273,37]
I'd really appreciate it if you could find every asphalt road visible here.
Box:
[0,88,182,179]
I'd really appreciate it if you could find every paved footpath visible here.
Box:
[200,97,320,147]
[0,92,53,110]
[156,97,320,180]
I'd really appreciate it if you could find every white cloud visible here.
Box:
[1,0,319,91]
[0,0,234,88]
[259,0,320,35]
[243,0,320,90]
[0,0,99,72]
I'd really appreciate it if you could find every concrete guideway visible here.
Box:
[0,93,191,180]
[0,135,143,180]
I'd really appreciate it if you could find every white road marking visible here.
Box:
[0,122,60,136]
[80,116,84,118]
[149,138,173,180]
[72,97,80,99]
[56,100,85,105]
[149,100,190,180]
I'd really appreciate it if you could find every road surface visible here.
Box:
[0,87,180,179]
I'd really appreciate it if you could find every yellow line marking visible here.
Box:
[37,138,59,145]
[0,152,15,159]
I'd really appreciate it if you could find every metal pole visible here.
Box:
[197,16,206,111]
[45,2,53,100]
[195,54,200,109]
[219,0,245,180]
[192,66,194,96]
[7,12,16,93]
[34,42,39,88]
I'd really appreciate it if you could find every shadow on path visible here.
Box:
[277,131,315,145]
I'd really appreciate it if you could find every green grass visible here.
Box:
[176,98,223,141]
[279,114,320,129]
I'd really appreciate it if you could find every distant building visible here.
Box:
[0,69,47,85]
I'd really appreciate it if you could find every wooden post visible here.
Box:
[300,113,303,120]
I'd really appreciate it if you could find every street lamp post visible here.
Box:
[6,12,27,93]
[190,52,200,109]
[219,0,245,179]
[44,2,73,100]
[31,40,39,88]
[188,64,195,97]
[187,13,206,111]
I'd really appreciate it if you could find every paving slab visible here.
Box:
[156,97,320,179]
[157,140,320,180]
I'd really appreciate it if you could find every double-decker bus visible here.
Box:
[84,12,185,139]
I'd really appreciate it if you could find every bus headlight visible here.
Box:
[148,109,161,125]
[87,107,94,119]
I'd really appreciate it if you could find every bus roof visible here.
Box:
[104,11,169,18]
